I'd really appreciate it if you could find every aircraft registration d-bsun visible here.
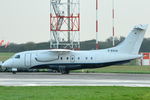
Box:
[1,24,148,74]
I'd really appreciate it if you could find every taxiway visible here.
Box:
[0,72,150,87]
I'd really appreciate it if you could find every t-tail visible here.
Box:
[114,24,148,55]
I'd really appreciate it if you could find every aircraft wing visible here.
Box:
[48,49,73,55]
[35,49,73,62]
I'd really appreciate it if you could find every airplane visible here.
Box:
[1,24,148,74]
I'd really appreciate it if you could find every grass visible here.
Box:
[0,52,14,61]
[0,86,150,100]
[74,65,150,74]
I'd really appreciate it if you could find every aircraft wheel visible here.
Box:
[12,68,17,74]
[61,70,70,74]
[12,71,16,74]
[59,66,69,74]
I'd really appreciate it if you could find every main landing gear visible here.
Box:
[59,66,70,74]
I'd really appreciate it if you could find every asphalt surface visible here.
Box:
[0,72,150,87]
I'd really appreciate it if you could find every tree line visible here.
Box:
[0,37,150,52]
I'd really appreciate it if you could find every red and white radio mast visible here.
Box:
[112,0,115,46]
[50,0,80,49]
[96,0,99,49]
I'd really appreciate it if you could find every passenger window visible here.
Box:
[86,57,88,60]
[15,55,20,59]
[78,57,80,60]
[60,57,63,60]
[71,57,74,60]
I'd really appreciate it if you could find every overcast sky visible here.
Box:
[0,0,150,44]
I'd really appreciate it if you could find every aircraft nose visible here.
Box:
[0,61,3,67]
[2,62,8,68]
[2,60,13,68]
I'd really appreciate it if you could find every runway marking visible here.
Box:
[1,79,150,87]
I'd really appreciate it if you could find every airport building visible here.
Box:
[138,53,150,66]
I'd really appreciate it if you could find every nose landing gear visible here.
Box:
[12,68,17,74]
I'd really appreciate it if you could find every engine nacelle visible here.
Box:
[35,52,58,62]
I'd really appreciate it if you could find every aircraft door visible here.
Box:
[25,53,31,67]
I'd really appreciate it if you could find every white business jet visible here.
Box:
[1,24,148,74]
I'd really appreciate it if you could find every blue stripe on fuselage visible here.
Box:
[31,59,131,70]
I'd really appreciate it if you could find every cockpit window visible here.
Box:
[14,55,20,59]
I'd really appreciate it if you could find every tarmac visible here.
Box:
[0,72,150,87]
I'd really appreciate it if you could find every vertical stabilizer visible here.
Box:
[115,24,148,54]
